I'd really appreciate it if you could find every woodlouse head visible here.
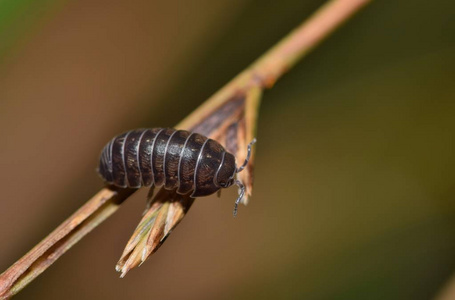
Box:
[215,152,236,189]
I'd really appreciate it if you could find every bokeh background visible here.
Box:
[1,0,454,299]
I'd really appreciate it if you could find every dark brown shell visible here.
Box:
[98,128,237,197]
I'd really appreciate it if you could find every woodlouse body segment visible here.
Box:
[192,139,226,197]
[138,128,162,187]
[151,128,175,187]
[111,132,128,187]
[164,130,190,190]
[98,128,256,216]
[123,129,145,188]
[176,132,207,194]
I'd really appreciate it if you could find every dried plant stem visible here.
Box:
[0,0,371,298]
[434,273,455,300]
[178,0,371,129]
[0,188,133,299]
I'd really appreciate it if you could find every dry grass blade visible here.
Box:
[0,0,371,296]
[115,190,194,277]
[0,187,134,299]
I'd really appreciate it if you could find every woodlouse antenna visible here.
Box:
[236,138,257,173]
[233,138,256,217]
[233,180,245,217]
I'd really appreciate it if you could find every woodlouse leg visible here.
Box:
[233,180,245,217]
[236,138,257,173]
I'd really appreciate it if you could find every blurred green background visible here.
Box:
[1,0,454,299]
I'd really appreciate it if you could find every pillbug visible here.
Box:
[98,128,256,216]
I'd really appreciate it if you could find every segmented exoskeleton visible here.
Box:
[98,128,256,216]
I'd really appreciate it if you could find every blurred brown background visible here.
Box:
[1,0,454,299]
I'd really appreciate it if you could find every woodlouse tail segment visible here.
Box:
[233,180,245,217]
[236,138,257,173]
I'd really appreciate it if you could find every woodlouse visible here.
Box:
[98,128,256,216]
